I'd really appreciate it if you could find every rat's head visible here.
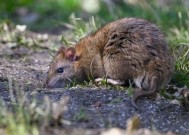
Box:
[46,46,77,88]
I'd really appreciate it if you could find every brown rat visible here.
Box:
[46,18,174,109]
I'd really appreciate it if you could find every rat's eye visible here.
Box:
[57,67,64,73]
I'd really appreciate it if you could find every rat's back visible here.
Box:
[100,18,173,107]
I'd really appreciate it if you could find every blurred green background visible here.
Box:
[0,0,188,34]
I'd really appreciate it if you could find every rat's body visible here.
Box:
[46,18,174,109]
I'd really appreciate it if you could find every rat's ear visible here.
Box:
[56,46,66,56]
[65,47,76,61]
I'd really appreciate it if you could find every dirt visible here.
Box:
[0,31,189,135]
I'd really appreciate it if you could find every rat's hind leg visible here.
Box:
[95,78,125,85]
[131,76,158,110]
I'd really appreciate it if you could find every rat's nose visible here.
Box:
[44,80,52,88]
[45,76,56,88]
[45,77,65,88]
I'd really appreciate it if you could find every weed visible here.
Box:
[171,43,189,87]
[0,76,69,135]
[74,108,88,122]
[110,98,122,104]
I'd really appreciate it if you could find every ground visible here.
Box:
[0,29,189,135]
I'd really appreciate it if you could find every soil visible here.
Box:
[0,31,189,135]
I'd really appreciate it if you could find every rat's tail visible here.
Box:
[131,76,158,110]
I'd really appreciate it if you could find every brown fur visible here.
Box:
[46,18,174,109]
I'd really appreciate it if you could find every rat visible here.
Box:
[46,18,174,109]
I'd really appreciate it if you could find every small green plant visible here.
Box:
[166,9,189,88]
[171,44,189,87]
[74,108,88,122]
[99,78,108,86]
[69,14,98,41]
[127,84,134,97]
[110,98,122,104]
[65,78,78,88]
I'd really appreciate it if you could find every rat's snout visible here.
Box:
[46,79,65,88]
[45,79,53,88]
[45,78,53,88]
[45,76,65,88]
